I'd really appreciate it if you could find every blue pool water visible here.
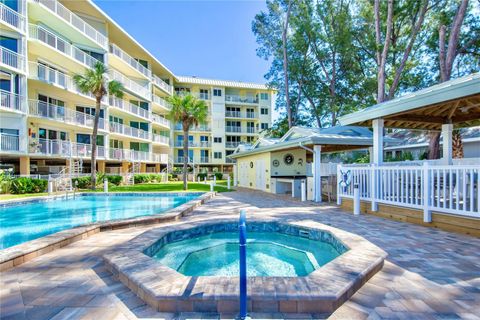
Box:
[0,193,201,249]
[153,231,342,276]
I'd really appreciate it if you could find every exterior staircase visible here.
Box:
[125,162,140,185]
[50,159,83,192]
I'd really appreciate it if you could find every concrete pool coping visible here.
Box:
[103,218,387,314]
[0,192,215,271]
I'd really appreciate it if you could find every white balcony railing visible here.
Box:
[0,3,26,32]
[109,122,150,140]
[0,90,25,113]
[108,148,167,163]
[29,100,106,130]
[200,157,210,163]
[109,96,150,120]
[225,141,241,148]
[225,95,258,104]
[152,74,173,94]
[225,126,242,133]
[30,138,106,158]
[174,141,210,148]
[29,24,101,69]
[0,133,20,152]
[152,94,171,110]
[32,0,107,49]
[152,134,169,145]
[109,69,150,100]
[225,111,257,118]
[0,46,25,72]
[337,163,480,219]
[152,153,168,163]
[109,44,151,78]
[151,113,170,127]
[29,62,98,100]
[174,124,211,132]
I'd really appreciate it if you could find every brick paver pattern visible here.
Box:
[1,189,479,319]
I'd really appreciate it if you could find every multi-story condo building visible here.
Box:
[0,0,273,176]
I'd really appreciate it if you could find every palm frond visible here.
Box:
[108,80,124,98]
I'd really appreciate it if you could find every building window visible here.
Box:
[214,137,222,143]
[213,88,222,97]
[261,123,269,130]
[260,93,269,100]
[261,108,269,115]
[199,89,209,100]
[214,152,222,159]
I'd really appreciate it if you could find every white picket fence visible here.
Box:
[337,162,480,219]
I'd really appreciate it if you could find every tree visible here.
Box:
[166,94,208,190]
[74,62,123,189]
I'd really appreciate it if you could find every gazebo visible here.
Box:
[337,72,480,235]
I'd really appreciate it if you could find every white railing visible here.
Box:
[32,0,107,49]
[152,94,171,110]
[0,3,25,32]
[152,74,172,94]
[29,24,101,69]
[151,113,170,127]
[0,90,25,113]
[108,148,157,162]
[337,163,480,218]
[0,46,25,72]
[152,134,169,145]
[28,100,106,130]
[29,138,106,158]
[0,133,20,152]
[109,122,150,140]
[109,44,151,78]
[225,126,242,133]
[109,96,150,120]
[200,157,210,163]
[225,142,241,148]
[152,153,168,163]
[225,95,258,104]
[225,111,257,118]
[109,69,150,100]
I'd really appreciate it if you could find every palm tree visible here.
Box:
[167,94,208,190]
[73,62,124,189]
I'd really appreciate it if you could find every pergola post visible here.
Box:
[313,145,322,203]
[372,119,384,164]
[233,163,238,187]
[442,123,453,165]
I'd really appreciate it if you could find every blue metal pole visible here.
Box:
[239,209,247,319]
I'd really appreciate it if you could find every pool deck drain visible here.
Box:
[103,219,387,314]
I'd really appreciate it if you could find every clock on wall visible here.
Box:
[272,159,280,167]
[283,153,294,166]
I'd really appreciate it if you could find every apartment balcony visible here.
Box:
[225,111,257,119]
[108,148,168,163]
[109,43,151,79]
[0,133,20,152]
[30,0,108,49]
[151,113,170,128]
[29,24,101,70]
[225,95,258,104]
[152,74,173,95]
[152,134,169,145]
[174,124,211,132]
[225,142,241,149]
[152,153,168,164]
[199,157,210,163]
[152,94,171,110]
[29,61,98,101]
[109,69,151,101]
[28,100,107,130]
[109,122,150,140]
[109,96,150,120]
[0,2,26,33]
[225,126,258,134]
[0,46,25,73]
[174,141,211,148]
[226,157,235,164]
[29,138,106,159]
[0,90,26,113]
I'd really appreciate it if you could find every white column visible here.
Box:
[442,123,453,165]
[233,163,238,187]
[372,119,384,164]
[368,147,374,164]
[313,145,322,203]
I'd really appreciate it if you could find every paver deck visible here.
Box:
[1,189,479,319]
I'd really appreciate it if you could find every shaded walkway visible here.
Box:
[1,190,479,319]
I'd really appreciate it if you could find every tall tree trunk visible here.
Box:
[182,125,189,191]
[282,0,293,128]
[374,0,394,103]
[90,97,101,189]
[429,0,469,159]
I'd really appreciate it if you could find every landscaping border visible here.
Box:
[0,192,215,271]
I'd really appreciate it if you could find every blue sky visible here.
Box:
[95,0,270,84]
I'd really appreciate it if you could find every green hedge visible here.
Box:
[197,173,207,180]
[10,177,48,194]
[133,173,164,184]
[71,176,91,189]
[214,172,223,180]
[105,175,122,186]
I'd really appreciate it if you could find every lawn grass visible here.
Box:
[0,181,233,201]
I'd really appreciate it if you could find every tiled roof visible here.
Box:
[175,76,272,90]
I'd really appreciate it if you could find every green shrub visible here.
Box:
[214,172,223,180]
[197,173,207,180]
[134,173,164,184]
[106,175,122,186]
[72,176,91,189]
[0,170,13,194]
[10,177,47,194]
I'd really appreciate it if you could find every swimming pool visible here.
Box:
[0,193,202,249]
